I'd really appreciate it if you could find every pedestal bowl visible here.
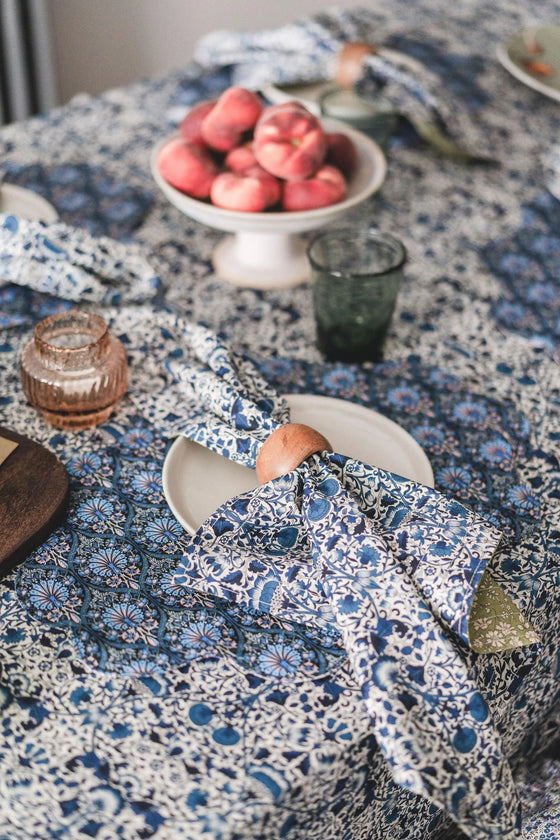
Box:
[151,117,386,290]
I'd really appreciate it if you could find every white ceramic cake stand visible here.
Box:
[151,117,386,290]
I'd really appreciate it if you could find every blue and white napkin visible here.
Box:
[0,212,159,311]
[160,323,537,840]
[194,7,495,162]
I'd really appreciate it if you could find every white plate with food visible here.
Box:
[497,24,560,102]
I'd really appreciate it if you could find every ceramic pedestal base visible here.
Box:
[212,231,309,289]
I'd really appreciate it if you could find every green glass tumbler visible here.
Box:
[307,228,406,363]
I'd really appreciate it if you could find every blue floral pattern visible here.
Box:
[0,1,559,838]
[170,326,537,839]
[1,300,549,838]
[482,191,560,347]
[0,212,160,305]
[2,161,154,240]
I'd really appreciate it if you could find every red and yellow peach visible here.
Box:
[201,86,263,153]
[253,101,328,181]
[156,137,218,199]
[282,164,347,211]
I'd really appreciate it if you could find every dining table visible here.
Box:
[0,1,559,838]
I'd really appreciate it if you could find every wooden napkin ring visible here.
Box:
[256,423,332,484]
[335,42,376,89]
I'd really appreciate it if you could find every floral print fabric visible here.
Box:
[0,212,159,307]
[0,1,558,838]
[193,7,490,158]
[171,325,526,839]
[165,324,290,467]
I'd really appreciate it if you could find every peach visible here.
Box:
[247,166,282,208]
[325,132,358,179]
[210,166,281,212]
[157,137,218,198]
[253,101,328,181]
[225,141,258,173]
[282,164,347,211]
[201,86,263,153]
[179,99,216,145]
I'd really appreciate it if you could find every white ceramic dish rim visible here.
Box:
[496,23,560,103]
[0,183,58,223]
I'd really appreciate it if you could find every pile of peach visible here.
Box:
[156,86,358,213]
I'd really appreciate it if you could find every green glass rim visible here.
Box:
[307,228,407,279]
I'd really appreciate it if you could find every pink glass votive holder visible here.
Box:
[19,309,128,430]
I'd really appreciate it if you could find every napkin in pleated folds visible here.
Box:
[0,212,159,308]
[193,7,495,162]
[164,323,538,840]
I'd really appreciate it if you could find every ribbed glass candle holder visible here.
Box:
[20,309,128,430]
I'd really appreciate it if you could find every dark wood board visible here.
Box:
[0,426,69,577]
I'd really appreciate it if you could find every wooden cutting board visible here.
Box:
[0,427,69,576]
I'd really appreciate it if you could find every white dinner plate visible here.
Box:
[0,183,58,223]
[497,24,560,102]
[162,393,434,534]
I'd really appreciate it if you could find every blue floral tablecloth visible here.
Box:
[0,2,559,839]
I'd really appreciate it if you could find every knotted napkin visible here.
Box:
[164,323,538,840]
[0,212,159,313]
[193,7,495,162]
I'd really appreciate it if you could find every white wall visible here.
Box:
[50,0,363,104]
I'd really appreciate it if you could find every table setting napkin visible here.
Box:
[193,7,496,163]
[0,212,159,320]
[145,321,539,840]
